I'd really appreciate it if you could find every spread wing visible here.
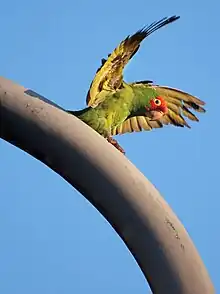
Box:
[111,83,206,136]
[86,15,180,108]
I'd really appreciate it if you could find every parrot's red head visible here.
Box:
[145,96,168,120]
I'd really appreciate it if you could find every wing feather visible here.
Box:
[112,83,206,136]
[86,16,180,107]
[112,116,163,135]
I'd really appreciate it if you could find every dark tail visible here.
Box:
[67,107,91,117]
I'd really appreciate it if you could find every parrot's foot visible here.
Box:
[107,137,125,155]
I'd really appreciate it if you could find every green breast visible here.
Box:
[79,86,134,137]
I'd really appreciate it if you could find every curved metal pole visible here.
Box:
[0,76,214,293]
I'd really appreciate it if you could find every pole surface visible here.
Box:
[0,76,215,293]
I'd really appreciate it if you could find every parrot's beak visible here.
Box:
[146,110,166,120]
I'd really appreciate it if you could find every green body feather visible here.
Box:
[69,83,158,137]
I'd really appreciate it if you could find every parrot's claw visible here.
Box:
[107,137,125,155]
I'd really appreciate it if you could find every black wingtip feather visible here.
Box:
[135,80,154,85]
[140,15,180,38]
[168,114,185,128]
[186,101,206,112]
[125,15,180,47]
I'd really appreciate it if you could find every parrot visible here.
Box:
[68,15,206,154]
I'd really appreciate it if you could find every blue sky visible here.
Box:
[0,0,219,293]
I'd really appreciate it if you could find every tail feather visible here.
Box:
[66,108,91,117]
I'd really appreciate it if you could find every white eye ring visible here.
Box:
[154,98,162,106]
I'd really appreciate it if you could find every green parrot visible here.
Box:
[68,15,205,154]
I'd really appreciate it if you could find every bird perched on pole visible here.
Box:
[68,15,206,154]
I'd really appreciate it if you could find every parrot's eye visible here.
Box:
[154,98,162,106]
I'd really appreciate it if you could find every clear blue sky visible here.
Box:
[0,0,219,293]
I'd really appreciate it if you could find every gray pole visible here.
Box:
[0,76,214,293]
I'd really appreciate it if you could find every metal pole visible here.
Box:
[0,76,215,293]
